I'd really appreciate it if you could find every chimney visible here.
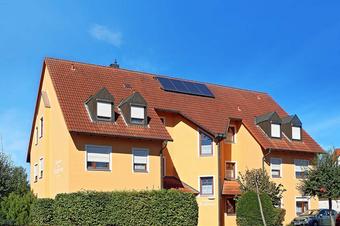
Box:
[109,59,119,68]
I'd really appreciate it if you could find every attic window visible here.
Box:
[97,101,112,120]
[292,126,301,140]
[131,106,145,124]
[271,124,281,138]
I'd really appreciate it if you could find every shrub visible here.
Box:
[43,190,198,226]
[30,198,54,226]
[274,208,286,226]
[0,191,35,226]
[236,191,278,226]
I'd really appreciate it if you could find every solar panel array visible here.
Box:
[157,77,215,98]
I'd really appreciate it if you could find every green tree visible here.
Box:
[0,191,35,225]
[238,169,286,207]
[299,150,340,226]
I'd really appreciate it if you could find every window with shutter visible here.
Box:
[294,159,309,178]
[39,158,44,179]
[86,145,111,171]
[271,124,281,138]
[225,162,236,180]
[200,132,213,156]
[133,149,148,172]
[200,177,213,196]
[34,164,38,182]
[292,126,301,140]
[130,106,145,124]
[270,158,282,178]
[97,101,112,119]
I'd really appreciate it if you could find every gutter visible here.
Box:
[215,133,226,226]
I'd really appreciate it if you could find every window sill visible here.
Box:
[200,154,213,157]
[133,170,149,173]
[87,168,111,172]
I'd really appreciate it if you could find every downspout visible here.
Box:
[262,148,272,174]
[216,133,226,226]
[160,141,168,189]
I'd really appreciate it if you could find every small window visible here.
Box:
[131,106,145,124]
[35,127,38,145]
[226,197,236,215]
[226,126,236,143]
[271,124,281,138]
[133,149,148,172]
[200,132,213,156]
[39,117,44,138]
[86,145,111,171]
[292,126,301,140]
[39,158,44,179]
[225,162,236,180]
[296,197,309,215]
[200,176,213,196]
[160,117,166,125]
[270,158,282,178]
[34,164,38,182]
[97,101,112,119]
[295,159,309,178]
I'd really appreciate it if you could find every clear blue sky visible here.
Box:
[0,0,339,169]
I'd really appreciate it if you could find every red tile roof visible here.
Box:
[335,149,340,157]
[163,176,199,194]
[222,180,241,195]
[27,57,324,161]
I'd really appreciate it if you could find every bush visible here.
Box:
[236,191,278,226]
[274,208,286,226]
[31,190,198,226]
[0,191,35,226]
[30,198,54,226]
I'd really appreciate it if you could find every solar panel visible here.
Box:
[157,77,214,98]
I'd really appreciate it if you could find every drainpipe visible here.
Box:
[262,148,272,174]
[215,133,226,226]
[160,141,168,189]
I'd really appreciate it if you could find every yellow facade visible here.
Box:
[30,65,319,226]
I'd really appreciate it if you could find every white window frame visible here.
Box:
[39,117,43,138]
[132,148,149,173]
[198,175,215,197]
[292,126,301,140]
[96,101,112,119]
[130,105,145,124]
[33,163,38,183]
[225,125,237,144]
[225,161,237,180]
[295,196,310,216]
[35,127,38,145]
[85,145,112,171]
[198,129,214,157]
[271,123,281,138]
[270,158,282,178]
[39,157,44,179]
[294,159,309,178]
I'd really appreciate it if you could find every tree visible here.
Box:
[238,169,286,207]
[236,191,278,226]
[299,150,340,226]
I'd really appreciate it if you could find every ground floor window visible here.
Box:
[200,176,214,195]
[86,145,111,171]
[225,197,236,215]
[296,197,309,215]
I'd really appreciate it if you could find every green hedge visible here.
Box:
[30,190,198,226]
[236,191,279,226]
[30,198,54,226]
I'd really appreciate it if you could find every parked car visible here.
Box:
[291,209,337,226]
[336,212,340,226]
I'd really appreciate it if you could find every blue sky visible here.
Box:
[0,0,340,169]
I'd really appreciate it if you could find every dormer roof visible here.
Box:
[282,115,302,127]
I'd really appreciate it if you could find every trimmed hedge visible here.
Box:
[30,190,198,226]
[236,191,278,226]
[30,198,54,226]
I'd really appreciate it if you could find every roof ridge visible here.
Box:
[45,56,268,95]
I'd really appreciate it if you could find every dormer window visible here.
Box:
[292,126,301,140]
[131,105,145,124]
[271,124,281,138]
[97,101,112,120]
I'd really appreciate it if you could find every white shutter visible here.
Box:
[133,150,148,164]
[39,158,44,171]
[97,102,112,118]
[292,127,301,140]
[131,106,144,119]
[201,145,212,155]
[271,124,281,138]
[87,146,111,163]
[295,160,308,172]
[271,158,281,170]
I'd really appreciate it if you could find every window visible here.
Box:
[292,126,301,140]
[270,158,282,178]
[131,106,145,124]
[35,127,38,145]
[271,124,281,138]
[225,162,236,180]
[200,132,213,156]
[97,101,112,119]
[133,149,148,172]
[200,177,213,196]
[226,197,236,215]
[160,117,166,125]
[39,117,44,138]
[86,145,111,171]
[295,159,309,178]
[296,197,309,215]
[39,158,44,179]
[226,126,236,143]
[33,164,38,182]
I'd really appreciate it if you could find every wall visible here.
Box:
[161,112,219,226]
